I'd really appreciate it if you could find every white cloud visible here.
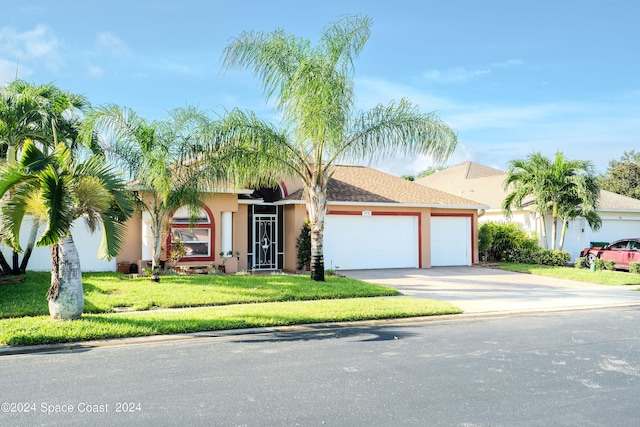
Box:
[422,67,491,83]
[491,59,524,68]
[86,64,105,77]
[422,59,524,84]
[0,24,62,74]
[95,32,132,58]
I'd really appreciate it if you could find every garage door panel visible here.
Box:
[431,216,471,266]
[323,215,418,270]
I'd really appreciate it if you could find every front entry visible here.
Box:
[247,204,284,271]
[253,211,277,269]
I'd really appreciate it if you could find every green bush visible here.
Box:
[479,221,538,262]
[295,219,311,271]
[574,257,586,269]
[604,260,616,271]
[534,249,571,266]
[594,258,605,271]
[630,262,640,274]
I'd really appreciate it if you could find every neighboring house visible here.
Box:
[417,161,640,261]
[113,165,487,273]
[1,219,116,272]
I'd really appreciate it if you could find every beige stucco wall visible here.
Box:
[116,192,244,273]
[115,210,142,268]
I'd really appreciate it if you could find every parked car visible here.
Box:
[580,238,640,271]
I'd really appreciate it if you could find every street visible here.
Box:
[2,308,639,426]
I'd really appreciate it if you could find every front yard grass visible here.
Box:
[499,263,640,286]
[0,272,461,346]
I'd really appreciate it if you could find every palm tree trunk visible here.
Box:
[19,220,42,274]
[0,251,11,273]
[47,236,84,320]
[550,203,559,250]
[558,218,568,250]
[306,182,327,282]
[150,215,163,282]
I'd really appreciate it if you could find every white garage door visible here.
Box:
[591,219,640,245]
[431,216,472,266]
[323,214,418,270]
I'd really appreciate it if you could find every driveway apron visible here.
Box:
[342,267,640,314]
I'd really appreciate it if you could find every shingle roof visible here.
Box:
[284,165,486,208]
[417,161,509,209]
[417,161,640,212]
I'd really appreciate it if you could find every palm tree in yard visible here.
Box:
[503,151,600,250]
[0,140,132,320]
[221,15,458,281]
[0,80,92,274]
[80,105,225,282]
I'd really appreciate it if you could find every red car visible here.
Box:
[580,238,640,271]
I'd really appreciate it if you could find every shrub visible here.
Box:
[604,260,616,271]
[594,258,605,271]
[574,257,586,269]
[630,262,640,274]
[296,219,311,271]
[479,221,538,262]
[534,249,571,266]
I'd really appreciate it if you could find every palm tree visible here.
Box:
[503,152,600,250]
[0,81,91,274]
[221,15,457,281]
[556,176,601,250]
[80,105,225,282]
[0,140,133,319]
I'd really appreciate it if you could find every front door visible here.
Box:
[253,213,278,270]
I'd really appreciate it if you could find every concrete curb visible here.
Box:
[3,302,640,357]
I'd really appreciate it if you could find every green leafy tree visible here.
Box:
[81,105,226,282]
[221,15,457,281]
[600,161,640,200]
[0,140,132,319]
[503,152,600,250]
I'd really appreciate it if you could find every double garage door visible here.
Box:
[323,214,471,270]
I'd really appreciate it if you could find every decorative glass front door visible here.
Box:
[253,214,278,270]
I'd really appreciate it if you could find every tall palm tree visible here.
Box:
[0,81,91,274]
[221,15,458,281]
[80,105,225,282]
[503,152,600,250]
[0,140,132,319]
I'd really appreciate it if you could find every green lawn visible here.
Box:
[0,272,460,346]
[499,263,640,286]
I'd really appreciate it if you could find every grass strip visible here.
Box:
[499,263,640,286]
[0,297,461,346]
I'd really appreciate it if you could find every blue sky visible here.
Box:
[1,0,638,176]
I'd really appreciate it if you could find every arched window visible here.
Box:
[168,205,215,262]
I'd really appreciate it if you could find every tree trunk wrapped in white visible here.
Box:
[48,236,83,320]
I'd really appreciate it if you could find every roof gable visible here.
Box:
[284,165,485,207]
[417,161,640,212]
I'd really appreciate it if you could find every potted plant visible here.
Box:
[218,250,240,273]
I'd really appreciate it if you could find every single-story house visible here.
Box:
[417,161,640,261]
[9,165,486,273]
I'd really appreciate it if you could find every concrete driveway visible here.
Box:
[342,266,640,314]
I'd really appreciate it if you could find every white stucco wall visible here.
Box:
[0,216,115,272]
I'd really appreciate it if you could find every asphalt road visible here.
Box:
[2,308,639,426]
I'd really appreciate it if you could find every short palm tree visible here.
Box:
[81,105,223,282]
[221,15,457,281]
[0,140,133,320]
[0,80,91,274]
[503,152,600,250]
